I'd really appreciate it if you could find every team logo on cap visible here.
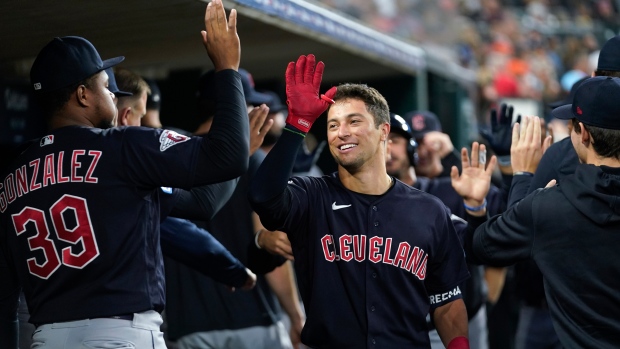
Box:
[159,130,190,152]
[34,83,42,91]
[576,106,583,115]
[40,135,54,147]
[411,114,425,131]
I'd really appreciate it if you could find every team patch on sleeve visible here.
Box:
[159,130,190,152]
[429,286,462,307]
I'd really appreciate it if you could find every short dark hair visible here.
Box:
[572,118,620,159]
[34,74,97,120]
[115,68,150,100]
[594,70,620,78]
[329,83,390,128]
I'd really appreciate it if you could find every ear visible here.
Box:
[579,122,590,146]
[75,85,89,107]
[380,122,390,142]
[117,107,131,126]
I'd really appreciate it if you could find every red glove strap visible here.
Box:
[447,336,470,349]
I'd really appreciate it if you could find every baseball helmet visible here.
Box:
[390,113,418,166]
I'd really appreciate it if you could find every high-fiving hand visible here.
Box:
[285,54,337,133]
[450,142,497,210]
[201,0,240,71]
[510,116,552,174]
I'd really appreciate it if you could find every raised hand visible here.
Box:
[285,54,337,133]
[249,104,272,155]
[201,0,240,71]
[510,116,552,174]
[480,103,520,157]
[450,142,497,207]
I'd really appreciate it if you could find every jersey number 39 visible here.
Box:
[11,194,100,279]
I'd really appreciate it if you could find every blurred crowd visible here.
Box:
[319,0,620,110]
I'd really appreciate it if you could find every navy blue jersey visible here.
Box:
[262,174,469,348]
[0,125,237,325]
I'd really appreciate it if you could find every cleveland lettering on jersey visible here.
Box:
[0,149,101,213]
[321,234,429,280]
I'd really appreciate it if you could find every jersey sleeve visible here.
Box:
[159,217,249,287]
[249,127,308,232]
[425,206,470,308]
[168,178,239,221]
[472,190,538,267]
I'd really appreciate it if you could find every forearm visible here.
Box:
[170,178,239,221]
[432,299,468,347]
[507,174,533,208]
[194,69,249,184]
[249,126,304,203]
[249,127,304,230]
[160,218,249,287]
[265,261,305,328]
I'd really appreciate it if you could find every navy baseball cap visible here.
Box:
[389,113,412,139]
[551,76,620,130]
[30,36,124,92]
[105,68,132,97]
[548,76,588,109]
[597,35,620,72]
[405,110,442,139]
[238,69,273,106]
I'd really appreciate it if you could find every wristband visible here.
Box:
[498,155,511,166]
[284,126,307,138]
[514,171,534,176]
[447,336,470,349]
[464,199,487,212]
[254,230,263,249]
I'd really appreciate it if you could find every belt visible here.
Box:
[34,314,134,328]
[106,314,134,321]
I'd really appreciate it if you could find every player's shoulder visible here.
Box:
[288,172,332,188]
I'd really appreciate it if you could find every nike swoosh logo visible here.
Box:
[332,202,352,210]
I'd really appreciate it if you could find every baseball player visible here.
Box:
[249,55,472,348]
[469,77,620,348]
[0,1,247,348]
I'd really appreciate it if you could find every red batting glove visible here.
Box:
[285,54,337,133]
[447,336,470,349]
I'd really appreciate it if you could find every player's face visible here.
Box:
[414,136,443,178]
[91,71,117,129]
[327,99,388,172]
[386,133,410,178]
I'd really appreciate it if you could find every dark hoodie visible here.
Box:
[468,164,620,349]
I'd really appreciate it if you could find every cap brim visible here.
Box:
[102,56,125,70]
[551,104,574,120]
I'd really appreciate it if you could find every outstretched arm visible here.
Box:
[160,217,255,289]
[193,0,249,184]
[249,55,335,229]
